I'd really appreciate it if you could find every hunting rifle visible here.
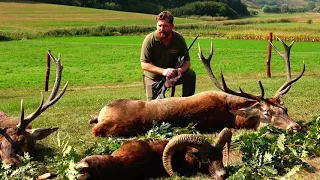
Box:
[152,35,199,99]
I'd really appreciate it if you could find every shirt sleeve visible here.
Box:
[140,34,152,63]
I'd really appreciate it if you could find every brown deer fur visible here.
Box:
[92,91,299,137]
[77,139,223,179]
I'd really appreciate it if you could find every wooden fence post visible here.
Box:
[45,50,51,92]
[266,32,273,78]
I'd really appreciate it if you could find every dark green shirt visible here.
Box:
[140,30,189,80]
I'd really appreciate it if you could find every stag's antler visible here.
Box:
[17,52,69,130]
[270,37,305,99]
[198,42,264,102]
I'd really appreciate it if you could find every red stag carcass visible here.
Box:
[0,52,68,165]
[76,128,232,180]
[90,37,304,137]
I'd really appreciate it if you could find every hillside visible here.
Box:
[242,0,320,8]
[0,2,320,42]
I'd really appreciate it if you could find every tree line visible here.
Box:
[28,0,250,19]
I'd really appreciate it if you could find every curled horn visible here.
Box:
[162,134,212,176]
[213,128,232,166]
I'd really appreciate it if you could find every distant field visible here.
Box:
[1,2,320,41]
[244,0,312,8]
[0,2,200,32]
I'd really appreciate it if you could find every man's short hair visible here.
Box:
[156,11,174,24]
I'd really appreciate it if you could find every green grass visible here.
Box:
[1,36,319,90]
[0,36,319,144]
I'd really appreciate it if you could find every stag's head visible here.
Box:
[198,38,305,132]
[0,52,68,165]
[0,121,59,165]
[162,128,232,180]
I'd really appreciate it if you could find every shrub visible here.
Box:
[307,19,313,24]
[249,10,259,15]
[281,4,289,13]
[262,5,281,13]
[313,6,320,12]
[170,1,239,19]
[229,115,320,179]
[125,2,163,15]
[104,2,121,11]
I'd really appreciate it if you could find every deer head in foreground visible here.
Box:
[0,52,68,165]
[198,37,305,132]
[162,128,232,180]
[76,128,232,180]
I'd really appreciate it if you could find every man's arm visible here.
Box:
[141,62,179,78]
[141,62,163,75]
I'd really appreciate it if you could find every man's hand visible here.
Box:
[162,68,178,78]
[164,70,182,88]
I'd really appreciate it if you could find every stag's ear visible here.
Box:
[230,102,261,118]
[26,128,58,140]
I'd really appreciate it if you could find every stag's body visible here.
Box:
[91,37,304,137]
[93,91,259,137]
[78,140,170,179]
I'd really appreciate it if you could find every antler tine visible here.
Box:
[17,52,69,130]
[198,42,224,91]
[17,97,44,129]
[270,37,305,98]
[270,37,295,79]
[48,52,62,100]
[274,63,305,98]
[221,72,265,101]
[198,41,265,101]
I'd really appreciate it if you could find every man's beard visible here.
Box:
[157,31,168,40]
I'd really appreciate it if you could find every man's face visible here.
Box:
[156,19,174,40]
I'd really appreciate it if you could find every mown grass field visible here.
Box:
[1,2,320,41]
[0,1,320,179]
[0,2,200,31]
[1,36,319,179]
